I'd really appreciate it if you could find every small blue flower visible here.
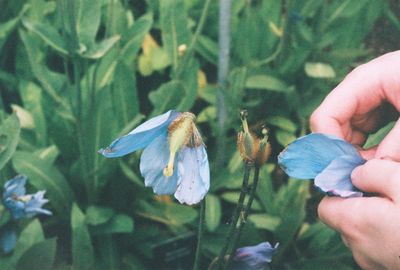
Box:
[99,110,210,205]
[3,175,52,219]
[0,226,16,253]
[232,242,279,270]
[278,133,365,197]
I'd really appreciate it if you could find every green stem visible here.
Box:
[215,162,252,269]
[224,166,261,269]
[193,199,206,270]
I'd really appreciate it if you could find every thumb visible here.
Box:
[375,118,400,161]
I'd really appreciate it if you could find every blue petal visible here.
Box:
[3,175,27,198]
[25,191,52,217]
[278,133,360,179]
[315,155,365,198]
[3,199,26,219]
[140,133,179,195]
[99,110,181,158]
[174,145,210,205]
[232,242,279,270]
[0,227,17,253]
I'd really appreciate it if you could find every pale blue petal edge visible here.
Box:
[99,110,180,158]
[3,175,27,198]
[315,155,365,198]
[278,133,361,179]
[140,133,179,195]
[174,145,210,205]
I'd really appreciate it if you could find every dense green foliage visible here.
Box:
[0,0,398,269]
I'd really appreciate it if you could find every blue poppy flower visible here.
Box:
[231,242,279,270]
[0,226,16,253]
[3,175,52,219]
[99,110,210,205]
[278,133,365,197]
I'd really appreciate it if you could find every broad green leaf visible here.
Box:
[304,62,336,78]
[19,81,48,145]
[245,75,292,92]
[120,14,153,65]
[22,19,68,55]
[11,104,34,129]
[149,81,185,115]
[160,0,191,70]
[0,16,20,51]
[112,63,139,130]
[85,206,115,226]
[16,238,57,270]
[74,0,101,46]
[34,145,59,164]
[276,130,296,146]
[151,47,171,70]
[364,121,395,148]
[248,214,281,231]
[267,116,297,133]
[71,204,95,270]
[0,114,20,170]
[205,195,221,232]
[12,151,73,214]
[197,106,216,123]
[176,59,199,112]
[91,214,134,235]
[221,192,262,211]
[195,35,218,64]
[81,35,120,59]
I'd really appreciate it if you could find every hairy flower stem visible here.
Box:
[193,199,206,270]
[224,165,261,269]
[215,162,253,269]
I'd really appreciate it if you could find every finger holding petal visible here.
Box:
[314,155,365,198]
[278,133,360,179]
[140,133,179,195]
[174,145,210,205]
[99,110,181,158]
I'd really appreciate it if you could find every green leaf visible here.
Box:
[160,0,191,70]
[120,14,153,65]
[248,214,281,231]
[91,214,134,235]
[205,195,221,232]
[197,106,216,123]
[85,206,115,226]
[12,151,74,214]
[34,145,60,164]
[74,0,101,46]
[245,75,292,92]
[364,121,395,148]
[22,19,68,55]
[0,114,20,170]
[112,62,139,130]
[266,116,297,133]
[304,62,336,78]
[71,204,95,270]
[149,81,185,115]
[221,192,262,211]
[16,238,57,270]
[275,130,296,146]
[81,35,120,59]
[0,16,20,51]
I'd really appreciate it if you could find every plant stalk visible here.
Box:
[193,199,206,270]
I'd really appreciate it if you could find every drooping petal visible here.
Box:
[278,133,360,179]
[315,155,365,198]
[232,242,279,270]
[174,145,210,205]
[3,175,27,198]
[0,227,17,253]
[140,133,179,195]
[99,110,181,158]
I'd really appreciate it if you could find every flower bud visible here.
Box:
[255,126,271,166]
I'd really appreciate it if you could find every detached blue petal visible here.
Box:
[0,227,17,253]
[140,133,179,195]
[278,133,360,179]
[99,110,181,158]
[174,145,210,205]
[315,155,365,198]
[232,242,279,270]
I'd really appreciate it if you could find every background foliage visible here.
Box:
[0,0,399,269]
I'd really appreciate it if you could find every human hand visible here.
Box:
[318,159,400,270]
[310,51,400,159]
